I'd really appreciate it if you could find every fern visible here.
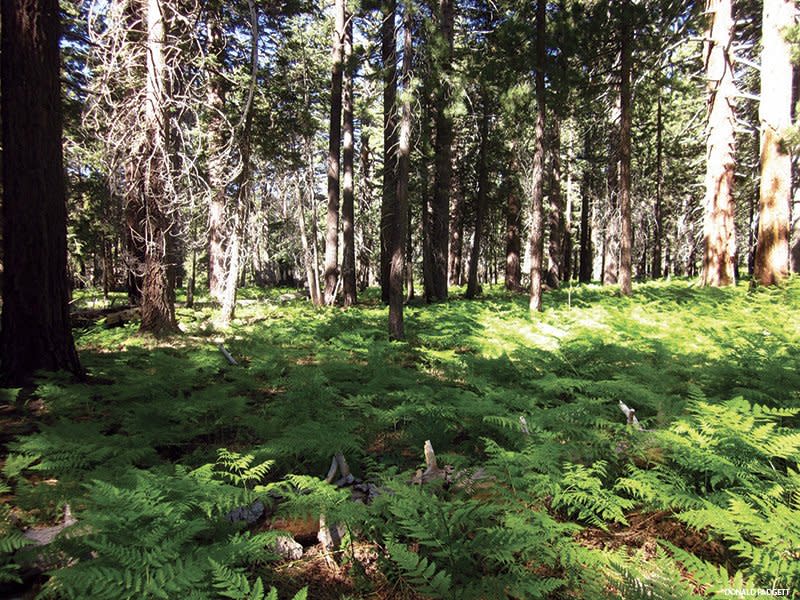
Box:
[209,559,307,600]
[215,448,274,490]
[552,461,634,530]
[384,537,452,598]
[0,480,29,584]
[41,466,280,599]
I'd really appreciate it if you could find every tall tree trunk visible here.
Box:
[358,130,373,290]
[528,0,546,314]
[754,0,793,286]
[793,190,800,272]
[546,119,565,289]
[562,145,574,283]
[701,0,737,287]
[652,88,664,278]
[219,205,243,324]
[618,1,633,296]
[1,0,83,384]
[449,155,466,286]
[429,0,455,302]
[186,248,196,308]
[297,182,321,306]
[603,93,620,285]
[380,0,397,304]
[217,0,257,324]
[579,127,593,283]
[405,200,415,301]
[421,102,435,302]
[342,13,357,306]
[125,167,146,304]
[467,97,490,299]
[389,5,412,340]
[505,171,523,291]
[140,0,178,335]
[324,0,346,305]
[206,9,228,304]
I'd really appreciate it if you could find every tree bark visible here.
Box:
[206,9,228,304]
[467,98,490,299]
[357,130,373,290]
[652,88,664,278]
[618,1,633,296]
[546,119,565,289]
[1,0,83,384]
[139,0,178,335]
[429,0,455,302]
[578,126,593,283]
[528,0,546,315]
[754,0,793,286]
[342,13,357,307]
[380,0,397,305]
[389,6,412,340]
[603,93,620,286]
[700,0,737,287]
[125,165,146,305]
[449,155,466,286]
[324,0,346,305]
[505,171,523,291]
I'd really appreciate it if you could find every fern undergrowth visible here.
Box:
[1,278,798,598]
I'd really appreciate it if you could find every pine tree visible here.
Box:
[1,0,83,383]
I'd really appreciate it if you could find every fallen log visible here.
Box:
[217,344,238,365]
[70,305,136,328]
[103,308,141,328]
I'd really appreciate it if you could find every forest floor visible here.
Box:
[1,278,799,599]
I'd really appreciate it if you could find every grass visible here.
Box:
[2,277,799,599]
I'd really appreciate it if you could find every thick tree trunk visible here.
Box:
[466,99,490,299]
[380,0,397,305]
[139,0,178,335]
[389,7,412,340]
[528,0,546,315]
[429,0,455,302]
[206,11,228,304]
[324,0,346,305]
[546,119,564,289]
[701,0,737,287]
[618,2,633,296]
[342,14,357,307]
[754,0,793,286]
[1,0,83,384]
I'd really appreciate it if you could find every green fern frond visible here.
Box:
[384,537,452,598]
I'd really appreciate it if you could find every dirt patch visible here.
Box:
[263,542,422,600]
[577,510,728,564]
